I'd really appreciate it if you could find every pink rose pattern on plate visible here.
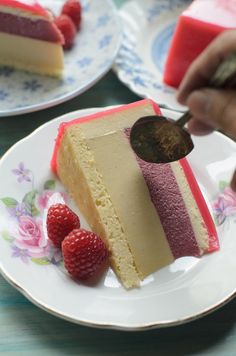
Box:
[212,181,236,226]
[0,163,69,265]
[15,216,47,258]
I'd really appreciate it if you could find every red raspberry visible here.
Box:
[62,229,109,280]
[46,204,80,247]
[54,14,76,49]
[62,0,82,30]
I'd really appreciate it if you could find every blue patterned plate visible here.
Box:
[113,0,191,112]
[0,0,122,117]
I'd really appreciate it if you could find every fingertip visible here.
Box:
[176,78,190,105]
[176,90,187,105]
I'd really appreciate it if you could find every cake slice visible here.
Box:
[0,0,64,76]
[51,99,219,288]
[163,0,236,88]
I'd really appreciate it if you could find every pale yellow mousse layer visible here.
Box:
[56,102,174,288]
[0,32,64,77]
[171,163,209,254]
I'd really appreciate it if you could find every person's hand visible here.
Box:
[176,30,236,191]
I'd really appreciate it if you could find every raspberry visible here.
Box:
[62,0,82,30]
[54,14,76,49]
[46,204,80,247]
[62,229,109,280]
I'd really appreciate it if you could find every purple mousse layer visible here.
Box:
[138,160,200,258]
[0,11,63,43]
[124,128,200,258]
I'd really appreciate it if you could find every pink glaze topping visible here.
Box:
[0,11,64,43]
[0,0,50,18]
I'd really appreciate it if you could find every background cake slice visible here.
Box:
[163,0,236,88]
[0,0,64,76]
[51,99,219,288]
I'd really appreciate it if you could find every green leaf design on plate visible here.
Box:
[219,180,228,192]
[23,190,40,217]
[44,180,55,190]
[0,197,18,208]
[1,230,14,242]
[31,257,51,265]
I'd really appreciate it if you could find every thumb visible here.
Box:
[186,89,236,139]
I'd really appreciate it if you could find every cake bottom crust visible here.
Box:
[0,32,64,77]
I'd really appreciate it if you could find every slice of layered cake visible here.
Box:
[0,0,64,76]
[163,0,236,88]
[51,99,219,288]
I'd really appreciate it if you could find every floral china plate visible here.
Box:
[113,0,191,112]
[0,107,236,330]
[0,0,121,117]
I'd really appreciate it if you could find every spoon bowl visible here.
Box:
[130,114,193,163]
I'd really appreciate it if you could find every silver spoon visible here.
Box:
[130,52,236,163]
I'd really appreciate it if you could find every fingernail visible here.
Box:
[187,90,211,117]
[176,91,186,105]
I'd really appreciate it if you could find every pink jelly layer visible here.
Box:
[0,0,49,18]
[0,11,63,43]
[51,99,219,255]
[163,17,226,88]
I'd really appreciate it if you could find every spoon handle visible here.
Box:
[177,51,236,127]
[175,111,192,127]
